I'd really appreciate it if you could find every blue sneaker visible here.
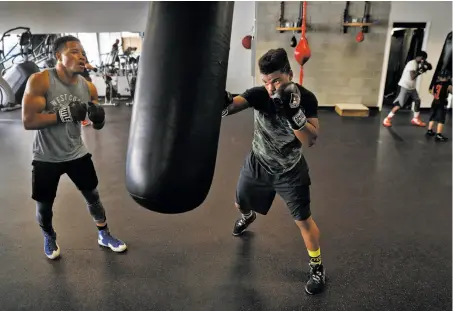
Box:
[98,229,127,252]
[43,231,60,260]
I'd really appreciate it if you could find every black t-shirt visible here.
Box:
[432,80,452,103]
[240,84,318,174]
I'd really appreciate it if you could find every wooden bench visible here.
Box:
[334,103,369,117]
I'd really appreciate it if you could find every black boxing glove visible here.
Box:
[221,91,233,117]
[87,102,105,123]
[92,119,105,130]
[56,101,87,123]
[272,82,307,130]
[417,62,433,75]
[87,102,106,130]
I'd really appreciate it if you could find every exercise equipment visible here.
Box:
[294,1,311,85]
[0,27,40,112]
[356,2,370,43]
[126,2,234,214]
[278,2,286,33]
[290,35,297,48]
[430,31,452,91]
[356,31,364,43]
[0,75,17,111]
[342,1,351,34]
[242,35,252,50]
[96,47,140,106]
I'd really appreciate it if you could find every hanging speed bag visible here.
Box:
[294,37,311,66]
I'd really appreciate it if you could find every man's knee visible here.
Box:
[294,215,315,231]
[81,188,106,223]
[81,188,100,204]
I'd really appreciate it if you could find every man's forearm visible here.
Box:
[225,103,246,115]
[23,113,58,130]
[222,96,250,117]
[294,121,318,146]
[302,121,318,139]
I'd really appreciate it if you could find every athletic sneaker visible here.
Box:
[426,129,436,136]
[305,263,326,295]
[43,231,60,260]
[435,134,448,142]
[411,118,426,127]
[232,211,256,236]
[98,229,127,252]
[382,117,392,127]
[81,120,91,127]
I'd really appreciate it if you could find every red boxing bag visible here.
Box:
[294,37,311,66]
[356,31,364,43]
[242,35,252,49]
[126,2,235,214]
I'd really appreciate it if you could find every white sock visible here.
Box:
[387,112,395,118]
[414,111,420,119]
[242,211,253,219]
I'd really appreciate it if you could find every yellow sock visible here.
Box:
[308,248,321,265]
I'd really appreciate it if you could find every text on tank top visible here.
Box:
[32,69,90,163]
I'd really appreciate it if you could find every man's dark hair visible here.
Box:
[258,48,292,75]
[416,50,428,60]
[52,35,80,57]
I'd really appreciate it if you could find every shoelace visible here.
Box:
[310,267,323,284]
[238,216,252,226]
[45,237,55,250]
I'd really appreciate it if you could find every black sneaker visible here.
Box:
[435,134,448,142]
[305,264,326,295]
[426,129,436,136]
[232,211,256,236]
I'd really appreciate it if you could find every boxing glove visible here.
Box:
[92,119,105,130]
[272,82,307,130]
[56,101,87,123]
[424,62,433,71]
[221,91,233,117]
[87,102,105,123]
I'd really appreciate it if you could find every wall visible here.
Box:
[227,1,256,93]
[0,1,256,94]
[378,1,453,109]
[0,2,149,33]
[255,1,391,107]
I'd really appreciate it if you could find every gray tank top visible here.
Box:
[32,69,90,163]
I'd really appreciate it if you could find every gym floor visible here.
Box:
[0,105,451,311]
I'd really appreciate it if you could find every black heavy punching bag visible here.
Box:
[126,2,234,214]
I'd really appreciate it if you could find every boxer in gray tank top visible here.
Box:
[32,68,90,162]
[22,35,126,260]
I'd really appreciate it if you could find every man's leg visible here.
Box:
[383,88,408,127]
[426,103,437,136]
[435,106,448,142]
[410,90,426,127]
[275,162,325,295]
[65,154,127,252]
[232,152,275,236]
[32,161,63,259]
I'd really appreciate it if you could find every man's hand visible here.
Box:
[87,101,106,130]
[221,91,234,117]
[416,62,433,76]
[56,101,87,123]
[272,82,307,130]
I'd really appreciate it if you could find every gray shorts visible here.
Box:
[235,151,312,221]
[393,87,420,108]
